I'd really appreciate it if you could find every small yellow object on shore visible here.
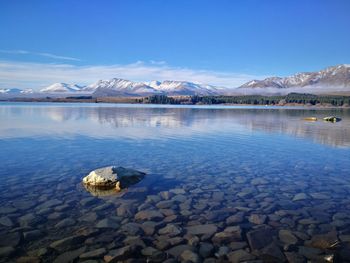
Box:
[303,117,317,121]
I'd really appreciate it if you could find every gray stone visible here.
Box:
[279,229,298,245]
[166,245,194,257]
[226,212,245,224]
[186,224,217,235]
[23,230,43,241]
[293,193,308,201]
[310,231,338,249]
[199,242,214,258]
[96,218,120,229]
[156,200,175,209]
[246,226,273,250]
[55,218,76,228]
[259,243,285,261]
[50,235,85,252]
[104,245,137,262]
[248,214,267,224]
[0,232,21,247]
[79,248,106,259]
[0,216,14,227]
[158,224,182,236]
[120,222,142,235]
[0,246,15,257]
[135,210,164,221]
[228,249,255,263]
[284,252,306,263]
[53,246,86,263]
[179,250,200,263]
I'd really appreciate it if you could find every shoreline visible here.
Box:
[0,98,349,108]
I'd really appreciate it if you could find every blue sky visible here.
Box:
[0,0,349,89]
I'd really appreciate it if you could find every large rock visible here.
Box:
[82,166,145,189]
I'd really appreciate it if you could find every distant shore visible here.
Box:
[1,93,350,107]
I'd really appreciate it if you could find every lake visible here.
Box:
[0,102,350,262]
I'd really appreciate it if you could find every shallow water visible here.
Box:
[0,102,350,262]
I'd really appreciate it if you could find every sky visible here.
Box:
[0,0,350,90]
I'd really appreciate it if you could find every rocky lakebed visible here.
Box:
[1,163,350,263]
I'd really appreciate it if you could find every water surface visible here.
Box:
[0,103,350,262]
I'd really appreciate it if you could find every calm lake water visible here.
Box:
[0,102,350,262]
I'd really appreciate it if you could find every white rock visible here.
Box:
[82,166,145,189]
[83,166,118,187]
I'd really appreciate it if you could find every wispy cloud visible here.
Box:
[0,49,81,61]
[0,60,266,90]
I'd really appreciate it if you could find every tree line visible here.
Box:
[140,93,350,106]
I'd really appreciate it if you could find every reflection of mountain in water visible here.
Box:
[1,104,350,147]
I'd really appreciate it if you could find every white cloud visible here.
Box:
[0,49,81,61]
[0,60,266,90]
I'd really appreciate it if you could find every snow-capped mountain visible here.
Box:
[0,88,33,94]
[84,78,222,97]
[40,83,84,93]
[86,78,160,97]
[238,64,350,94]
[146,80,222,96]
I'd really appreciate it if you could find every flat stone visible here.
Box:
[96,218,120,229]
[158,224,182,237]
[310,193,330,200]
[298,246,323,259]
[279,229,298,245]
[50,235,85,252]
[16,256,41,263]
[79,248,106,259]
[0,232,21,247]
[120,222,142,235]
[310,231,338,249]
[23,230,43,241]
[0,246,15,257]
[104,245,136,262]
[199,242,214,258]
[284,252,306,263]
[248,214,267,224]
[169,188,186,194]
[166,245,194,257]
[0,216,14,227]
[141,246,159,256]
[53,246,86,263]
[0,206,18,214]
[135,210,164,221]
[259,242,285,261]
[55,218,76,228]
[226,212,245,224]
[228,249,255,263]
[212,226,242,244]
[246,226,273,251]
[293,193,308,201]
[186,224,217,235]
[36,199,62,210]
[156,200,175,209]
[179,250,200,263]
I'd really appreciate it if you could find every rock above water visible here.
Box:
[82,166,145,189]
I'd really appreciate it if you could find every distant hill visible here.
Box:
[1,64,350,97]
[238,64,350,95]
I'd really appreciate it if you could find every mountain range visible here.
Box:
[1,64,349,97]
